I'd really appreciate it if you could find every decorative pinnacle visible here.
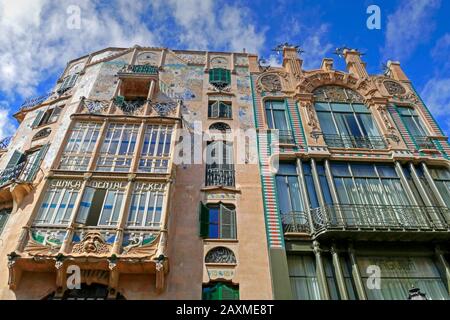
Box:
[272,42,305,55]
[334,46,365,58]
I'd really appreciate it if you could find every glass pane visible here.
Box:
[273,110,289,131]
[351,163,376,177]
[315,102,330,111]
[331,103,352,112]
[317,112,337,135]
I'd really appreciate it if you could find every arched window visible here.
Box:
[313,86,386,149]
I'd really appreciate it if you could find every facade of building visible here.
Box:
[0,46,272,299]
[0,44,448,300]
[253,46,450,300]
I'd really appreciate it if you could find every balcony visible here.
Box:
[0,162,29,188]
[8,225,168,295]
[281,212,310,234]
[281,204,450,241]
[19,92,54,111]
[414,136,437,150]
[0,136,12,151]
[206,164,235,187]
[118,64,159,76]
[323,134,387,149]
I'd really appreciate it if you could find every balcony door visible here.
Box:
[205,140,234,187]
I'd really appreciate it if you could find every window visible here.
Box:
[358,256,449,300]
[209,68,231,90]
[138,125,173,173]
[208,100,232,119]
[205,140,234,186]
[126,185,165,228]
[57,73,78,94]
[19,145,50,182]
[0,150,25,186]
[59,122,101,171]
[199,202,236,239]
[314,88,384,149]
[31,106,62,128]
[288,254,321,300]
[429,167,450,207]
[302,161,320,209]
[96,123,139,172]
[35,185,80,225]
[264,100,293,144]
[397,107,428,137]
[339,256,358,300]
[276,163,304,214]
[0,209,11,235]
[202,283,239,300]
[76,184,125,227]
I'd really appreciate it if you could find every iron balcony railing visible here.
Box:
[323,134,387,149]
[0,136,12,150]
[19,92,54,111]
[205,164,235,187]
[310,204,450,232]
[0,161,32,187]
[280,212,311,234]
[414,136,437,150]
[277,130,295,144]
[118,64,159,75]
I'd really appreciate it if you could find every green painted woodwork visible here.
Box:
[202,282,239,300]
[198,201,209,238]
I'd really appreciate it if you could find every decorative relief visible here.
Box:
[205,247,237,264]
[113,97,148,115]
[72,231,111,255]
[136,51,159,65]
[208,83,232,93]
[32,128,51,140]
[151,102,177,117]
[301,101,320,132]
[82,98,109,114]
[210,56,228,68]
[313,85,364,103]
[176,53,205,65]
[121,232,158,256]
[259,74,282,92]
[207,268,235,281]
[384,80,406,95]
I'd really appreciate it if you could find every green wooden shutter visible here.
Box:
[225,69,231,84]
[220,204,236,239]
[114,95,125,106]
[221,283,239,300]
[199,202,210,238]
[31,111,45,128]
[23,144,49,182]
[0,150,24,185]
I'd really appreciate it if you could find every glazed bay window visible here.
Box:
[76,181,126,227]
[358,256,449,300]
[138,125,173,173]
[34,180,82,225]
[96,123,139,172]
[126,183,166,228]
[276,163,308,233]
[264,100,294,144]
[59,122,101,171]
[429,167,450,207]
[397,106,434,149]
[199,202,236,239]
[208,100,232,119]
[288,254,321,300]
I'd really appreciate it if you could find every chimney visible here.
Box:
[387,61,409,81]
[282,46,302,78]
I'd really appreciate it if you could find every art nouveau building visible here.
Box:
[0,46,272,299]
[252,46,450,300]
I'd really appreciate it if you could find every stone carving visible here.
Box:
[113,97,147,114]
[152,102,177,117]
[384,80,406,95]
[177,53,205,65]
[82,98,109,114]
[208,83,231,93]
[32,128,51,140]
[314,85,364,103]
[205,247,237,264]
[210,56,228,68]
[72,232,110,255]
[259,74,282,92]
[301,101,320,132]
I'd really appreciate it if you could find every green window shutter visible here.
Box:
[219,204,236,239]
[23,144,49,182]
[31,111,45,128]
[225,69,231,84]
[4,150,25,172]
[221,284,239,300]
[209,69,231,86]
[114,95,125,106]
[199,202,210,238]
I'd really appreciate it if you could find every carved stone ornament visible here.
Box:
[113,96,147,114]
[152,102,177,116]
[314,85,364,103]
[384,80,406,95]
[259,74,282,92]
[32,128,51,140]
[301,101,320,131]
[83,98,109,114]
[205,247,237,264]
[72,231,110,255]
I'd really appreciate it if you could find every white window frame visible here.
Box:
[138,125,173,173]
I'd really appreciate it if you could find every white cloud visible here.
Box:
[383,0,441,61]
[0,101,17,140]
[431,33,450,70]
[150,0,266,54]
[301,24,334,69]
[421,77,450,133]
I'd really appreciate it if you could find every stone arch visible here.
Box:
[205,246,237,264]
[209,122,231,133]
[297,70,368,96]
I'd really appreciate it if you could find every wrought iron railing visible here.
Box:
[414,136,437,150]
[205,164,235,187]
[118,64,159,75]
[0,161,30,187]
[277,130,295,144]
[323,134,387,149]
[280,212,311,234]
[310,204,450,232]
[113,96,148,114]
[19,92,54,111]
[0,136,12,150]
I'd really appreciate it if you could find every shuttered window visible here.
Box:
[0,209,11,235]
[202,283,239,300]
[0,150,25,186]
[208,101,232,119]
[198,202,236,239]
[57,74,78,94]
[209,68,231,89]
[20,144,50,182]
[31,106,62,128]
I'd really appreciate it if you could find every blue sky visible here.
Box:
[0,0,449,139]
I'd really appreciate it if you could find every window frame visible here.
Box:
[138,124,173,173]
[199,202,237,240]
[208,100,232,119]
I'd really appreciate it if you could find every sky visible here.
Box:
[0,0,449,139]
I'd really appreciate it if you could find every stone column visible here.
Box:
[348,244,367,300]
[313,241,330,300]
